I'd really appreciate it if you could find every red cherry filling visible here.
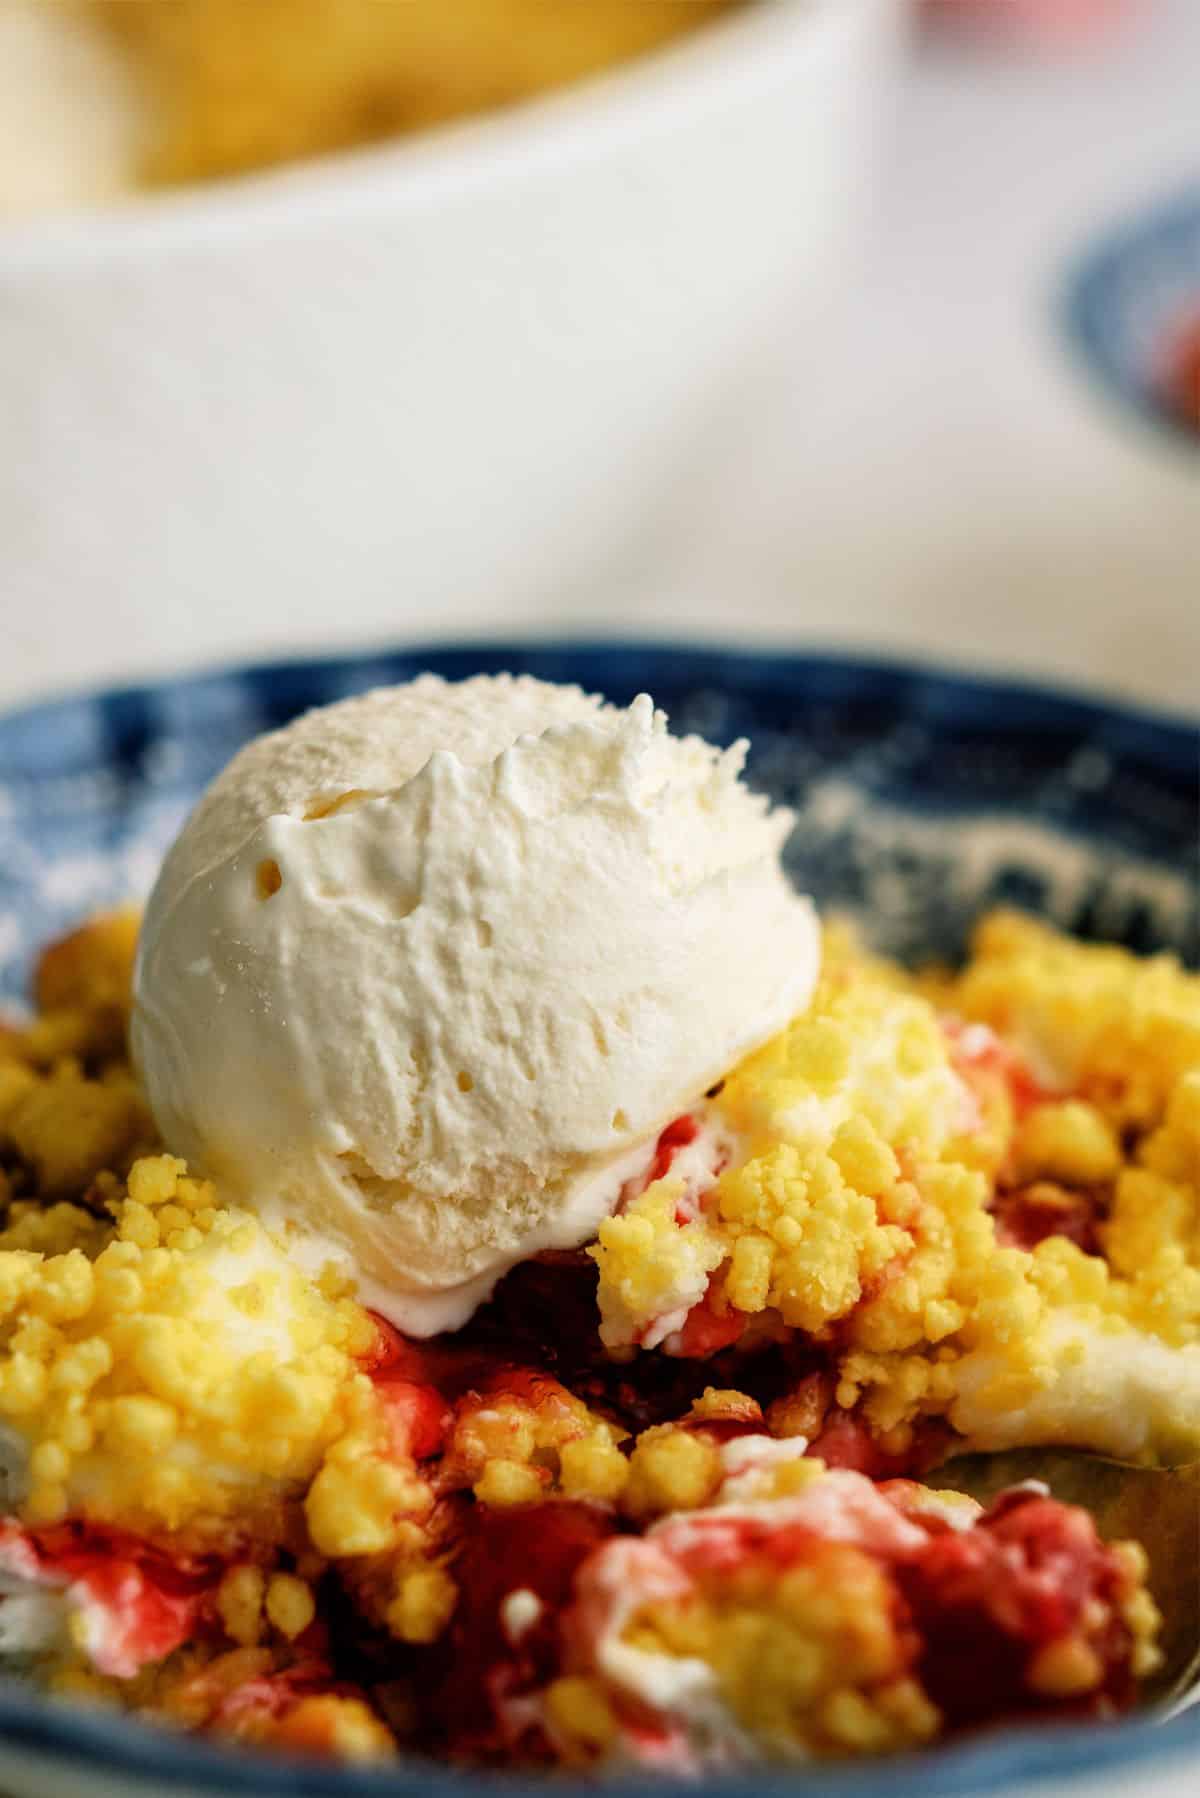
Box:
[421,1501,618,1760]
[898,1489,1138,1726]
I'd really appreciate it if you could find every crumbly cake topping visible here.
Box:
[593,914,1200,1458]
[0,904,1188,1766]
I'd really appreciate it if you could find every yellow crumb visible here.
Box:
[544,1676,619,1758]
[590,1181,725,1350]
[559,1430,630,1504]
[473,1458,545,1509]
[1014,1101,1121,1186]
[623,1426,721,1520]
[265,1572,317,1640]
[385,1566,457,1645]
[625,1540,939,1758]
[306,1448,431,1559]
[217,1565,266,1648]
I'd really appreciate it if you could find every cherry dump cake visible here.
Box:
[0,675,1194,1772]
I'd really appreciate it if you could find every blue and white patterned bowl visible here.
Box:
[0,640,1196,1798]
[1064,186,1200,445]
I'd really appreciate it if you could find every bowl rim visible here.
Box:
[0,0,883,276]
[0,635,1195,1796]
[2,633,1196,756]
[0,1679,1196,1798]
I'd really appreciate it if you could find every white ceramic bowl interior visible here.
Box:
[0,0,905,698]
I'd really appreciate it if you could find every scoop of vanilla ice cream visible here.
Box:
[132,674,820,1332]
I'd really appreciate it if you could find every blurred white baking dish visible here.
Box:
[0,0,906,701]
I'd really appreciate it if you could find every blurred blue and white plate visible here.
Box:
[0,641,1196,1798]
[1065,187,1200,444]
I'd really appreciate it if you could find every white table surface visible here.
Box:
[575,0,1200,723]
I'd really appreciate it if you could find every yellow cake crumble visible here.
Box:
[622,1541,941,1760]
[952,909,1200,1132]
[0,1152,410,1543]
[591,913,1200,1460]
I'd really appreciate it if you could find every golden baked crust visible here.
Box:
[84,0,741,187]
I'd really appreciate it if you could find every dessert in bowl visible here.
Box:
[0,652,1196,1786]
